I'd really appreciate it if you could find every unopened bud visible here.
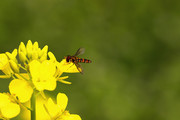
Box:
[26,40,33,59]
[32,51,38,60]
[39,45,48,57]
[19,42,26,55]
[11,49,18,62]
[19,51,27,63]
[9,60,19,73]
[39,53,47,62]
[33,42,39,51]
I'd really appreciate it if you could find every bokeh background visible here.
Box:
[1,0,180,120]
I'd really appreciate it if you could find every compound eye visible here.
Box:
[66,58,69,62]
[66,56,70,62]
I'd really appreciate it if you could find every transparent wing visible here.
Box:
[75,63,84,74]
[74,48,85,56]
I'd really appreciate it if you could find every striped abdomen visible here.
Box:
[77,58,92,63]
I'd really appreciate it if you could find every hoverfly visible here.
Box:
[65,48,92,74]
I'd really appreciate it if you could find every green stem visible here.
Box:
[31,92,36,120]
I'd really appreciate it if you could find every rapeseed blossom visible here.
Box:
[44,93,81,120]
[0,93,20,119]
[0,40,82,120]
[9,40,80,102]
[0,49,17,78]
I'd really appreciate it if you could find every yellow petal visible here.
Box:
[9,79,33,103]
[0,93,10,108]
[60,114,82,120]
[57,59,79,73]
[45,98,60,118]
[45,78,57,91]
[29,60,40,78]
[68,114,82,120]
[48,52,57,63]
[41,60,56,76]
[33,77,56,91]
[29,60,56,79]
[36,96,50,120]
[1,102,20,119]
[57,93,68,112]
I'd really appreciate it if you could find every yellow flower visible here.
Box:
[0,49,19,77]
[29,60,57,91]
[9,54,78,103]
[44,93,81,120]
[18,40,48,62]
[0,41,84,120]
[28,53,80,91]
[0,93,20,119]
[0,53,13,77]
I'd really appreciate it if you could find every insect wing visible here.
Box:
[74,48,85,56]
[75,63,83,74]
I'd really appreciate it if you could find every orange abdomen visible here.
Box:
[77,58,92,63]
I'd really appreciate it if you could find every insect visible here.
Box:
[65,48,92,74]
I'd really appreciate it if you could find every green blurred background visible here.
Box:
[1,0,180,120]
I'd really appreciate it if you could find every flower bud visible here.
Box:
[9,60,19,73]
[39,53,47,62]
[39,45,48,57]
[19,51,27,63]
[19,42,26,55]
[0,54,12,75]
[6,49,18,63]
[33,41,39,51]
[26,40,33,59]
[32,51,38,60]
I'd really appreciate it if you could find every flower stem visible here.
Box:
[31,92,36,120]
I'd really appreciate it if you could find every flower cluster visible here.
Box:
[0,40,82,120]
